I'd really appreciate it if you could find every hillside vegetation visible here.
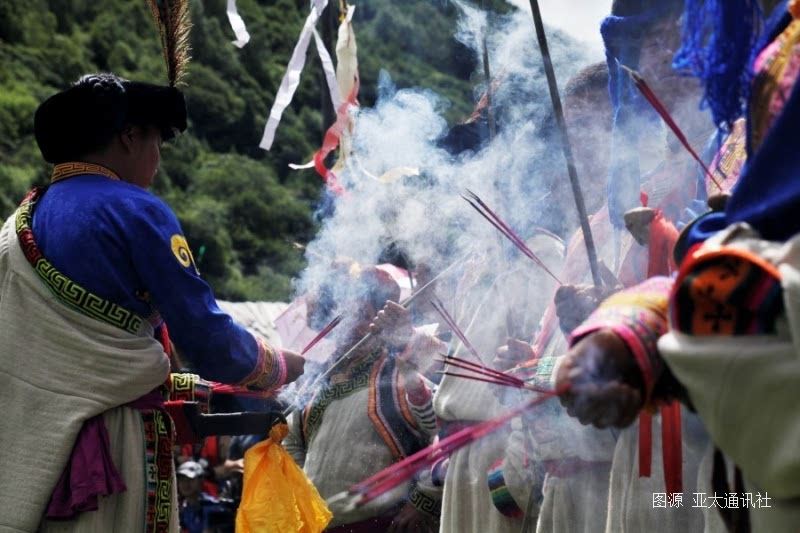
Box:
[0,0,506,299]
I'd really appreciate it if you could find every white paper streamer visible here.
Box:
[288,160,316,170]
[226,0,251,48]
[329,3,358,176]
[289,6,358,171]
[259,0,328,150]
[288,5,356,172]
[314,28,342,111]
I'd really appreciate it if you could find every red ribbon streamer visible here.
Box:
[312,76,360,195]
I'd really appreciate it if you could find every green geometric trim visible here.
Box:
[303,349,382,443]
[15,194,143,334]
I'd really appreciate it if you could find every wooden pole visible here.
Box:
[482,35,497,140]
[527,0,602,288]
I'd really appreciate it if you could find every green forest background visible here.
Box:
[0,0,509,300]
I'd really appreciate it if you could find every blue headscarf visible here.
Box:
[672,0,763,134]
[682,2,799,246]
[601,0,684,228]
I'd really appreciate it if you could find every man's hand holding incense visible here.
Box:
[555,284,617,335]
[555,260,621,336]
[555,329,644,428]
[282,349,307,385]
[369,301,415,353]
[493,338,534,372]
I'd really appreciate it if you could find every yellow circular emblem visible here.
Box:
[170,234,196,269]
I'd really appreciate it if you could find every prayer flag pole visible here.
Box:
[527,0,602,288]
[482,35,497,140]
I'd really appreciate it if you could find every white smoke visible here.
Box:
[280,0,605,409]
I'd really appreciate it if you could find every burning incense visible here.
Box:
[462,189,563,285]
[328,386,566,510]
[440,353,523,384]
[429,298,543,391]
[437,354,525,387]
[436,371,551,394]
[619,64,723,191]
[437,370,522,390]
[430,297,485,363]
[301,314,342,355]
[436,354,553,394]
[283,253,472,417]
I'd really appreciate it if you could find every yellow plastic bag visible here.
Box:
[236,423,333,533]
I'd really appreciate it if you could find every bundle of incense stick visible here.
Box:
[327,387,566,510]
[429,297,547,392]
[301,314,343,355]
[619,64,723,191]
[429,296,484,362]
[437,354,551,393]
[462,189,563,285]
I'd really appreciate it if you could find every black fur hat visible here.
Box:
[34,73,187,164]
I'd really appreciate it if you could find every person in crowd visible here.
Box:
[557,1,800,530]
[0,73,305,532]
[177,460,234,533]
[283,265,443,532]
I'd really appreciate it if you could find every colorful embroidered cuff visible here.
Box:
[168,373,211,407]
[569,276,672,401]
[671,247,783,336]
[408,484,441,517]
[275,350,288,388]
[407,392,437,435]
[240,337,284,390]
[487,458,525,519]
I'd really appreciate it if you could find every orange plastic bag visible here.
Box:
[236,423,332,533]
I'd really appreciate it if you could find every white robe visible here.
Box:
[436,377,522,533]
[0,214,175,532]
[435,235,564,533]
[604,410,720,533]
[285,381,436,528]
[39,408,179,533]
[531,349,616,533]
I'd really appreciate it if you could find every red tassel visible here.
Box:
[639,411,653,478]
[647,211,679,278]
[661,401,683,495]
[159,323,173,359]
